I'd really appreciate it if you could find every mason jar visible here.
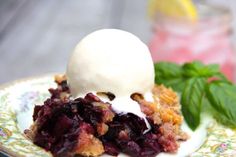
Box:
[149,4,235,81]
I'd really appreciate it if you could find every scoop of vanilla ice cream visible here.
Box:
[66,29,154,98]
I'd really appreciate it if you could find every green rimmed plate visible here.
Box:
[0,76,235,157]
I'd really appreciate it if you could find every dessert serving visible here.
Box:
[1,29,236,157]
[24,29,190,157]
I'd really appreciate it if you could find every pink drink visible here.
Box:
[149,5,235,81]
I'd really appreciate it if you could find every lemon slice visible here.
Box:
[148,0,198,20]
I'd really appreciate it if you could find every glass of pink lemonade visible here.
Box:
[149,4,235,81]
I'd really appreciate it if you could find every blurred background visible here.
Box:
[0,0,236,84]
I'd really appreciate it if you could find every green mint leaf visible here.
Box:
[206,81,236,128]
[183,61,220,78]
[154,62,185,92]
[181,77,206,130]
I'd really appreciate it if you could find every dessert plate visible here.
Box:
[0,75,235,157]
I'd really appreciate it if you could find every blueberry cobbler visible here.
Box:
[24,29,188,157]
[24,75,187,157]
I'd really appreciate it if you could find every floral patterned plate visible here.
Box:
[0,76,236,157]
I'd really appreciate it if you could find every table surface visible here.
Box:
[0,0,236,84]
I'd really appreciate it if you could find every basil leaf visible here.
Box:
[212,72,231,83]
[154,62,183,78]
[154,62,185,91]
[181,77,206,130]
[154,61,234,130]
[183,61,220,78]
[206,81,236,128]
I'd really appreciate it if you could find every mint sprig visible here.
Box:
[154,61,236,130]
